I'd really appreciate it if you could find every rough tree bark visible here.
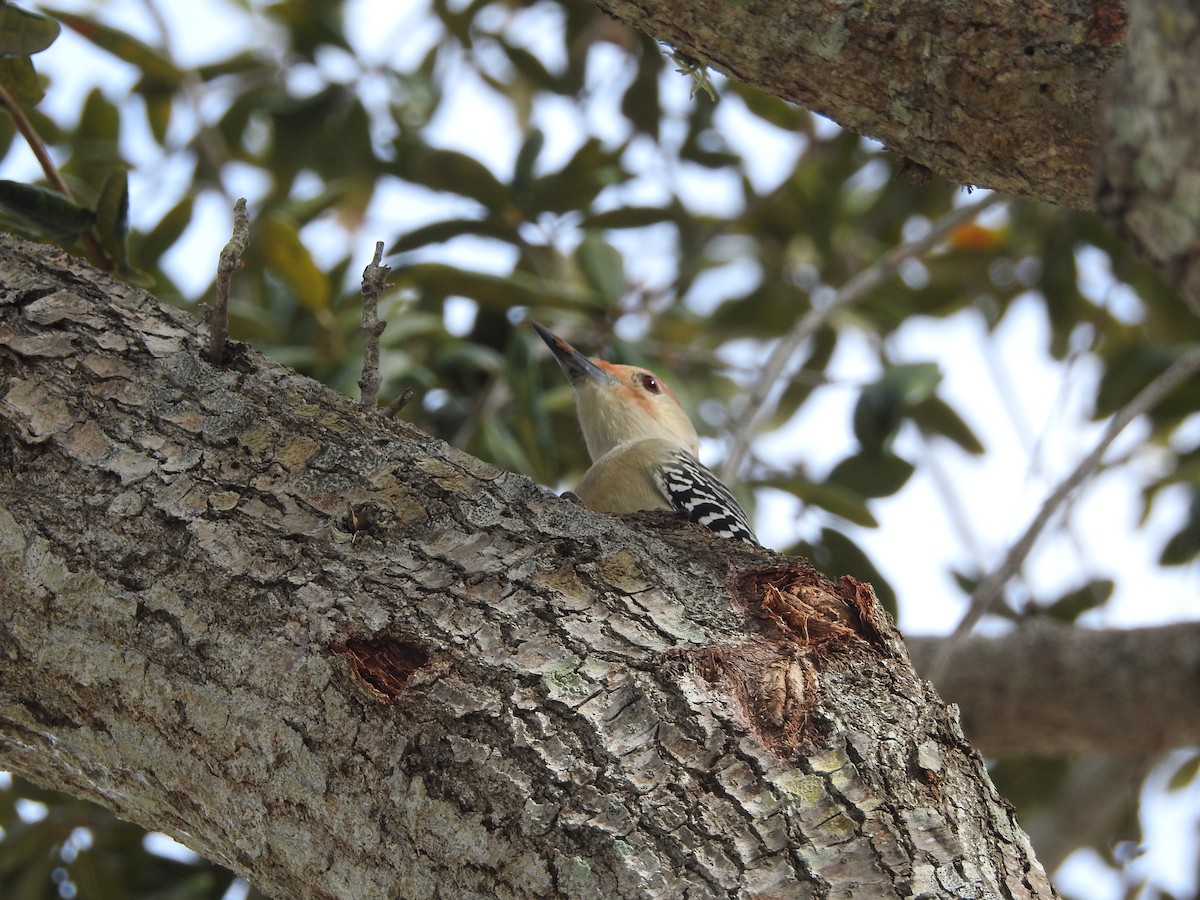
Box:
[1097,0,1200,311]
[587,0,1124,210]
[0,234,1057,897]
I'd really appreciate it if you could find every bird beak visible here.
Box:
[531,321,616,387]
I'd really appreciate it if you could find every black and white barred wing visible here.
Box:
[653,451,758,545]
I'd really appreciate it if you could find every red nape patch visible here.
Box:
[334,637,431,702]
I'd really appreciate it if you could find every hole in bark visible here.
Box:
[1024,45,1034,55]
[1039,84,1049,93]
[336,636,431,702]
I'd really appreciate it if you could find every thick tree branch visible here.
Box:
[909,622,1200,757]
[1097,0,1200,311]
[589,0,1123,209]
[0,234,1053,897]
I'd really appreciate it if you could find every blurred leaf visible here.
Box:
[729,82,807,131]
[480,416,535,475]
[0,4,60,59]
[131,195,193,269]
[826,451,915,498]
[761,474,878,527]
[62,88,123,192]
[1158,489,1200,566]
[498,41,563,92]
[989,758,1070,816]
[581,206,677,229]
[511,128,544,199]
[49,10,180,87]
[263,0,351,58]
[392,137,510,209]
[1037,578,1113,623]
[94,165,129,267]
[1095,342,1200,426]
[853,363,941,451]
[1166,752,1200,791]
[0,179,94,237]
[142,84,173,145]
[574,231,626,306]
[387,218,520,255]
[0,56,43,106]
[621,36,662,139]
[910,395,985,454]
[260,214,331,314]
[527,137,628,214]
[394,262,603,312]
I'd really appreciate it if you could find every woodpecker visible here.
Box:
[532,321,758,545]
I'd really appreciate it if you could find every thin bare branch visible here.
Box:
[719,192,1005,482]
[928,342,1200,680]
[210,198,249,366]
[0,81,111,269]
[358,241,390,409]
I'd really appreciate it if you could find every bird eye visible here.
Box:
[639,373,661,394]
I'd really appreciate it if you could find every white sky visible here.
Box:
[9,1,1200,897]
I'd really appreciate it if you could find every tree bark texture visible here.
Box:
[588,0,1124,210]
[908,622,1200,757]
[0,234,1055,898]
[1097,0,1200,311]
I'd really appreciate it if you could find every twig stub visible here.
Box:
[209,197,249,367]
[358,240,391,409]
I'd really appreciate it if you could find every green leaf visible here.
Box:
[853,363,942,451]
[1166,752,1200,791]
[853,382,904,452]
[48,10,180,88]
[94,166,129,267]
[760,474,878,527]
[910,395,985,454]
[826,451,915,498]
[0,56,43,106]
[130,195,193,268]
[527,138,628,214]
[141,85,173,145]
[62,88,122,190]
[1038,578,1113,623]
[511,128,544,198]
[498,42,562,92]
[1159,489,1200,566]
[392,138,511,209]
[260,214,331,314]
[394,262,603,312]
[0,179,94,238]
[581,206,677,229]
[574,231,626,306]
[0,4,61,59]
[387,218,520,255]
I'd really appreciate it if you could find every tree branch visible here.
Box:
[0,234,1054,898]
[210,197,248,366]
[909,622,1200,757]
[358,241,389,409]
[1097,0,1200,312]
[587,0,1122,209]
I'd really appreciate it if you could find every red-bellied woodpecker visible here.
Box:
[533,321,758,545]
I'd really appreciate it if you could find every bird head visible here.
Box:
[532,321,699,461]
